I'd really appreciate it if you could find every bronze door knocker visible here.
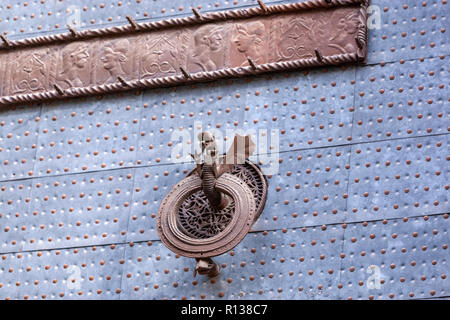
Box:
[157,132,268,277]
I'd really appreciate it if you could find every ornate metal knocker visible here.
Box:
[157,132,268,277]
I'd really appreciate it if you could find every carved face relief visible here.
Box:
[58,42,92,89]
[233,31,250,53]
[67,45,90,69]
[101,47,119,70]
[208,29,224,52]
[233,26,255,53]
[337,11,359,35]
[230,20,268,68]
[98,39,131,83]
[326,8,361,55]
[187,24,228,73]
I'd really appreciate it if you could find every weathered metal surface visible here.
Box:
[33,93,143,177]
[0,179,32,253]
[366,0,449,64]
[0,104,40,181]
[6,168,134,252]
[1,214,447,300]
[29,170,134,252]
[353,56,449,143]
[136,66,357,167]
[0,0,56,39]
[0,0,449,301]
[17,244,126,300]
[120,225,345,300]
[0,251,22,300]
[1,0,367,50]
[339,214,450,300]
[0,1,303,40]
[0,0,369,106]
[126,164,194,243]
[346,135,449,223]
[252,145,351,231]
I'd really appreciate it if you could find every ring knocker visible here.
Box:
[157,132,268,278]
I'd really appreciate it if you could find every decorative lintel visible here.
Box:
[0,0,369,106]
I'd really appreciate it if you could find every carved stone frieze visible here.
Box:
[0,0,369,106]
[0,53,5,96]
[230,19,270,68]
[96,38,138,85]
[4,47,57,96]
[56,41,93,90]
[269,7,362,62]
[139,30,187,79]
[187,23,231,73]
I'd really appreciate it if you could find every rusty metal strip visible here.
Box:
[0,0,369,106]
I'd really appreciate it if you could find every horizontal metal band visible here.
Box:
[0,0,369,106]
